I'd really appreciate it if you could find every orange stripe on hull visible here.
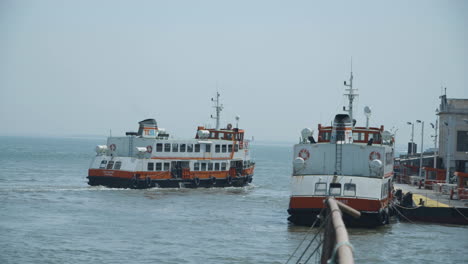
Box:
[289,196,387,212]
[88,169,172,179]
[88,169,254,180]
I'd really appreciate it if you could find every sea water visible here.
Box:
[0,136,466,264]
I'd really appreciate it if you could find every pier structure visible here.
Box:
[396,93,468,201]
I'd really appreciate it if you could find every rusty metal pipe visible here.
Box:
[327,198,355,264]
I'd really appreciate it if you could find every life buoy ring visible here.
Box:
[109,144,116,151]
[298,149,310,160]
[369,151,381,160]
[227,123,233,130]
[146,145,153,153]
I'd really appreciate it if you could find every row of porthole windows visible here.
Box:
[156,143,200,153]
[215,144,238,153]
[148,162,171,171]
[154,143,239,153]
[100,160,122,170]
[314,182,356,196]
[194,162,228,171]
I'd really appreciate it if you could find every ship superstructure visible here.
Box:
[288,72,395,226]
[87,93,255,188]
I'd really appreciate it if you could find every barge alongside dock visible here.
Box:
[394,183,468,225]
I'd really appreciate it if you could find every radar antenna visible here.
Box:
[210,91,223,130]
[364,106,372,128]
[343,59,358,124]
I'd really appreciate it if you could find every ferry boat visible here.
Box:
[87,93,255,189]
[287,71,395,227]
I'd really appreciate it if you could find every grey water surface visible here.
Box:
[0,136,466,264]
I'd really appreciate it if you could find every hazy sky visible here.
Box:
[1,0,467,149]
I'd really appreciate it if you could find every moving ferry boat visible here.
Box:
[87,93,255,189]
[288,72,395,226]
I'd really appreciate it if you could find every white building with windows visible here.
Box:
[438,95,468,176]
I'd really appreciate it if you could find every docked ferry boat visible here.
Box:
[288,72,395,227]
[87,93,255,189]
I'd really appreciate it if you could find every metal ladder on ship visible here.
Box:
[333,136,343,183]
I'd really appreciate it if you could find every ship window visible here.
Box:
[172,143,178,152]
[322,132,331,141]
[215,163,220,171]
[457,131,468,152]
[99,160,107,169]
[215,144,221,153]
[147,162,154,171]
[234,144,239,152]
[106,161,114,170]
[228,144,233,152]
[329,183,342,196]
[222,145,227,153]
[226,133,232,140]
[315,183,327,195]
[208,163,213,171]
[219,133,224,139]
[164,143,171,152]
[205,144,211,153]
[353,132,364,141]
[195,144,201,152]
[210,132,217,138]
[156,143,163,152]
[187,144,193,152]
[155,163,162,171]
[114,161,122,170]
[368,133,381,142]
[194,163,200,171]
[164,162,170,171]
[180,144,186,152]
[343,183,356,196]
[221,162,227,171]
[201,163,207,171]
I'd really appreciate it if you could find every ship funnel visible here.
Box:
[138,119,159,138]
[331,114,353,144]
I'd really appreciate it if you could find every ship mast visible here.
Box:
[211,92,224,130]
[343,62,358,124]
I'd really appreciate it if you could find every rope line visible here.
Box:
[393,204,430,231]
[303,240,324,264]
[294,214,330,264]
[453,207,468,222]
[285,207,326,264]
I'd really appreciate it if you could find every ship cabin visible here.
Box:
[194,125,246,149]
[317,124,385,145]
